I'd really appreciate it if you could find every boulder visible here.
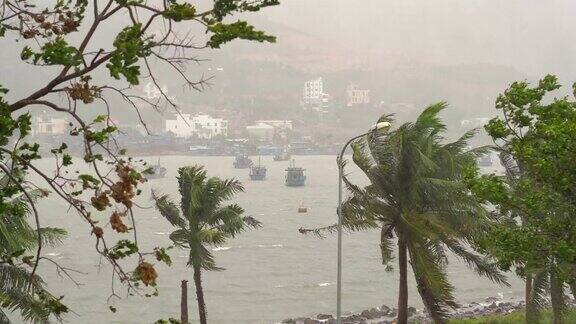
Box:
[282,319,295,324]
[317,314,333,320]
[380,305,391,314]
[361,307,385,319]
[407,307,417,317]
[485,296,499,303]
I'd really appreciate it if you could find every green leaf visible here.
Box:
[163,3,196,21]
[207,21,276,49]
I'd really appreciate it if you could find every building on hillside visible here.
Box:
[246,123,275,142]
[254,120,293,130]
[303,77,329,106]
[460,117,490,128]
[34,117,68,135]
[346,84,370,107]
[165,114,228,139]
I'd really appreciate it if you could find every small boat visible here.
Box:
[285,159,306,187]
[297,203,308,213]
[234,155,253,169]
[273,150,291,161]
[145,159,167,179]
[478,154,493,167]
[249,157,267,181]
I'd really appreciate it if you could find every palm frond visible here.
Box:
[443,129,478,154]
[351,139,376,177]
[377,113,395,125]
[37,227,67,248]
[168,228,190,247]
[297,224,338,238]
[0,309,9,323]
[0,264,50,324]
[198,228,227,246]
[569,282,576,302]
[499,151,522,182]
[0,264,44,293]
[407,238,456,323]
[242,216,262,229]
[443,239,508,286]
[526,270,549,323]
[152,191,186,228]
[414,102,448,136]
[380,224,395,265]
[0,287,50,324]
[187,243,223,272]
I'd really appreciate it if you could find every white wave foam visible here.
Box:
[46,252,61,257]
[155,232,169,235]
[257,244,283,248]
[212,246,231,251]
[275,282,332,289]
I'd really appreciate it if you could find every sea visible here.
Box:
[27,155,523,323]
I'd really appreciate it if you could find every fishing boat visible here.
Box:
[297,202,308,213]
[478,154,493,167]
[145,159,167,179]
[273,150,291,161]
[233,155,253,169]
[285,159,306,187]
[249,157,267,181]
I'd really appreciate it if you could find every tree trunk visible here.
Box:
[397,236,408,324]
[181,280,189,324]
[193,265,207,324]
[550,273,565,324]
[525,274,532,306]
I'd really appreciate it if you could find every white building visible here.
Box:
[303,77,329,105]
[246,123,275,141]
[346,84,370,107]
[165,114,228,139]
[254,120,293,130]
[460,117,490,128]
[34,117,68,135]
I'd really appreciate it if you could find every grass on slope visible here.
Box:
[449,309,576,324]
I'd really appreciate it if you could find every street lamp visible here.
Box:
[336,121,390,324]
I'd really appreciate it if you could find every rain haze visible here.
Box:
[1,1,576,324]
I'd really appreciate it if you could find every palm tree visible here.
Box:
[0,175,67,323]
[308,104,508,324]
[153,166,261,324]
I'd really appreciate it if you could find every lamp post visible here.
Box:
[336,121,390,324]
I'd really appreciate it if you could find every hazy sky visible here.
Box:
[257,0,576,78]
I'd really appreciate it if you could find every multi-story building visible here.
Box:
[34,117,68,135]
[346,84,370,107]
[165,114,228,139]
[254,120,293,130]
[246,123,275,141]
[303,77,329,105]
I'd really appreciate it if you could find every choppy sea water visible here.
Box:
[30,155,522,324]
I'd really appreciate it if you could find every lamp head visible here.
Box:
[371,121,391,132]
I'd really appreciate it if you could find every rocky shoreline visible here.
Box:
[279,296,534,324]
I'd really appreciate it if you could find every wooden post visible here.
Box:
[181,280,189,324]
